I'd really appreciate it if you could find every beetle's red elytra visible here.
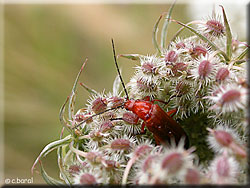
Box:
[124,97,189,148]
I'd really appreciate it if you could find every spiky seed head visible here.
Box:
[216,67,229,82]
[111,139,131,151]
[210,153,239,184]
[161,152,183,174]
[205,19,224,37]
[185,168,200,184]
[122,112,139,125]
[92,97,108,114]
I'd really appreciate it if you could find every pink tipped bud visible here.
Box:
[142,62,157,74]
[229,142,247,158]
[190,46,207,59]
[79,173,97,185]
[176,42,186,49]
[69,165,81,175]
[216,67,229,82]
[198,60,212,78]
[213,130,233,147]
[176,81,190,95]
[110,96,124,108]
[99,121,113,133]
[123,112,139,125]
[206,20,224,37]
[172,62,187,76]
[165,50,178,63]
[216,155,230,177]
[220,90,241,106]
[104,160,120,170]
[92,97,107,114]
[137,78,157,92]
[111,139,131,151]
[134,145,152,158]
[161,152,183,174]
[142,155,156,172]
[185,168,200,184]
[86,152,102,164]
[74,109,93,123]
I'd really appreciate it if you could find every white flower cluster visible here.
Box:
[33,5,248,186]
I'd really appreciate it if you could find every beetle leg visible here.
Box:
[110,118,123,121]
[142,96,151,101]
[167,108,178,117]
[140,122,147,134]
[152,99,169,105]
[153,135,161,145]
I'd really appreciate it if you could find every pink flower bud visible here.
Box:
[79,173,97,185]
[176,42,186,49]
[165,51,178,63]
[185,168,200,184]
[69,165,80,175]
[216,156,230,177]
[206,20,224,37]
[99,121,113,133]
[137,78,157,92]
[123,112,139,125]
[142,62,156,74]
[111,139,131,151]
[172,62,187,76]
[198,60,212,78]
[220,90,241,106]
[134,144,152,158]
[104,160,120,170]
[175,81,190,95]
[216,67,229,82]
[92,97,107,114]
[110,96,124,108]
[161,152,183,174]
[230,142,247,158]
[190,46,207,59]
[214,130,233,147]
[142,155,156,172]
[86,152,102,164]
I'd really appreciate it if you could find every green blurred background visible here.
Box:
[3,2,246,184]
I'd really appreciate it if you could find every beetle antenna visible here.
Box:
[73,104,124,129]
[111,39,129,100]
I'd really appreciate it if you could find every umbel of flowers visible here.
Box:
[32,4,248,185]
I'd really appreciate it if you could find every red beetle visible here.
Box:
[123,96,189,148]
